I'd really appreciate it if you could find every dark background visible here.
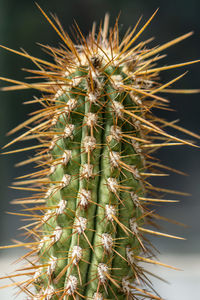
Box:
[0,0,200,257]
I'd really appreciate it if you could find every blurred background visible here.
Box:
[0,0,200,299]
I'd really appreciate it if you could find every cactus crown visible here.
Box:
[1,6,199,300]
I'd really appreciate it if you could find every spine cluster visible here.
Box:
[1,7,199,300]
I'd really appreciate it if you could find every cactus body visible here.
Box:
[39,53,145,300]
[1,7,199,300]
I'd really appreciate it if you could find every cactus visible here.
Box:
[1,6,199,300]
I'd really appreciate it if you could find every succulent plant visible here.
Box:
[1,6,199,300]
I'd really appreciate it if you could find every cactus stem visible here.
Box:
[1,6,200,300]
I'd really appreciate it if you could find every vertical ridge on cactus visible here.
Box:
[1,6,199,300]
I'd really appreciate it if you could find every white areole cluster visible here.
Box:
[129,218,139,235]
[47,256,57,275]
[97,263,109,284]
[105,204,116,221]
[88,91,98,104]
[101,233,113,253]
[42,209,52,223]
[63,124,75,138]
[72,246,83,265]
[83,136,96,152]
[43,285,55,300]
[81,163,93,179]
[122,276,135,296]
[130,165,140,180]
[56,199,67,215]
[64,98,77,114]
[53,226,63,243]
[107,177,118,193]
[85,112,98,127]
[65,275,78,295]
[130,192,140,207]
[61,174,71,188]
[111,74,124,88]
[79,189,91,208]
[111,100,124,118]
[75,217,87,234]
[93,292,103,300]
[62,150,72,166]
[109,151,120,168]
[110,125,122,141]
[126,246,135,265]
